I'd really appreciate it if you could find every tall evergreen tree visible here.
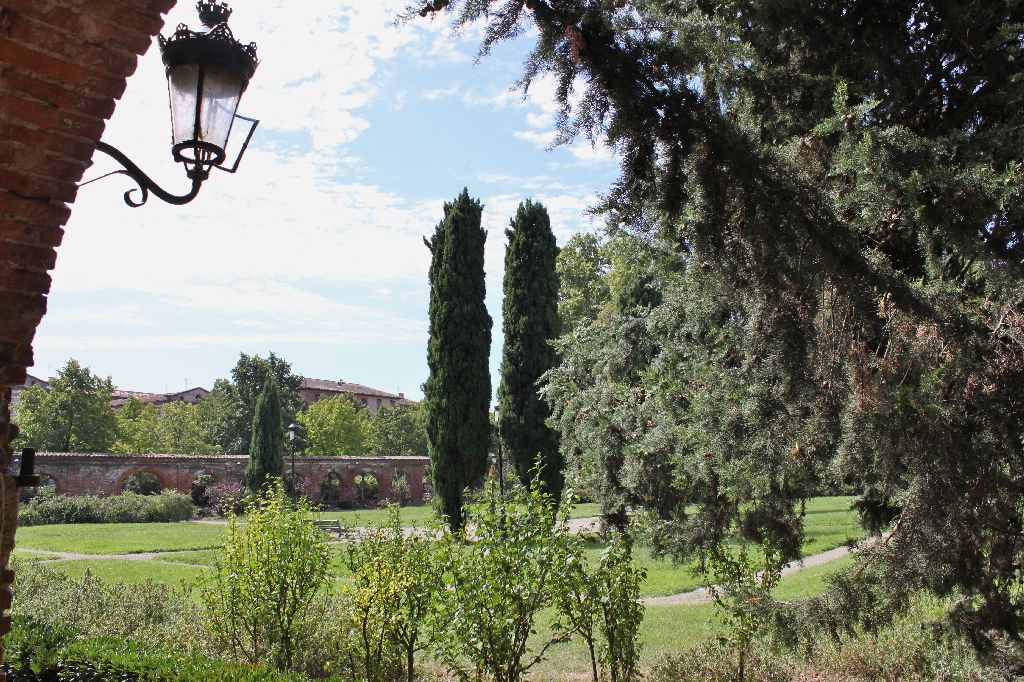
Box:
[244,376,284,493]
[424,188,492,532]
[497,200,563,500]
[416,1,1024,647]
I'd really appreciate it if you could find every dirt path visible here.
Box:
[641,541,868,606]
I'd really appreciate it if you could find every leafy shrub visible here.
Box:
[390,472,411,507]
[10,557,202,652]
[431,473,577,682]
[562,535,647,682]
[339,506,442,682]
[203,479,244,516]
[648,598,1007,682]
[203,481,330,672]
[3,615,308,681]
[19,489,193,526]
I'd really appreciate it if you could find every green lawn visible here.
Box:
[17,522,225,554]
[46,558,211,586]
[312,501,603,528]
[15,497,861,604]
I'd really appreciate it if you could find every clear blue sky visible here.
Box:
[31,2,617,400]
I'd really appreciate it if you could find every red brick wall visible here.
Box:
[33,452,431,505]
[0,0,176,650]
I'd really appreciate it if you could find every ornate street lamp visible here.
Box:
[88,1,259,207]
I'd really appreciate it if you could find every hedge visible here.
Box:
[19,490,194,526]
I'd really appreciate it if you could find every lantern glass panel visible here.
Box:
[166,64,199,147]
[198,65,244,154]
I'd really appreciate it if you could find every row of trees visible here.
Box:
[417,0,1024,657]
[13,356,426,459]
[423,190,563,531]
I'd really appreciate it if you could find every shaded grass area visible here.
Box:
[16,522,225,554]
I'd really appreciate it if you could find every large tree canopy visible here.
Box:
[297,394,370,456]
[224,352,303,456]
[14,359,118,453]
[414,0,1024,649]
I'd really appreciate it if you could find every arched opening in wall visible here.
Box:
[19,473,57,505]
[391,471,411,507]
[191,472,216,507]
[422,466,433,503]
[320,472,345,510]
[354,472,379,508]
[122,471,163,496]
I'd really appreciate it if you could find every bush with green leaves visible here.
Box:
[19,489,194,526]
[561,536,647,682]
[339,506,442,682]
[203,481,330,672]
[10,557,201,650]
[3,615,307,682]
[431,473,577,682]
[706,538,785,682]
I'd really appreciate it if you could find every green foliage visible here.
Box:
[707,539,785,682]
[200,378,241,453]
[416,0,1024,646]
[424,188,492,532]
[368,402,427,457]
[14,359,118,452]
[497,199,563,501]
[244,377,284,493]
[339,507,442,682]
[112,397,164,454]
[3,615,303,682]
[222,353,303,456]
[297,393,370,456]
[562,535,647,682]
[160,400,221,454]
[203,482,330,672]
[431,474,576,682]
[556,232,610,332]
[9,558,200,649]
[18,489,193,526]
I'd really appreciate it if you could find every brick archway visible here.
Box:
[0,0,178,645]
[115,468,170,494]
[32,470,60,494]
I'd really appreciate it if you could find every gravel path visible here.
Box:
[15,547,208,568]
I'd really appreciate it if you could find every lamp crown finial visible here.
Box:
[197,1,232,28]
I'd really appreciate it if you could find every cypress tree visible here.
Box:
[424,188,492,532]
[243,376,284,493]
[497,200,563,501]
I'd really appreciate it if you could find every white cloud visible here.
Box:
[513,129,557,147]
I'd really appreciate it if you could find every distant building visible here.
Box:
[11,374,49,404]
[109,387,209,410]
[298,378,414,415]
